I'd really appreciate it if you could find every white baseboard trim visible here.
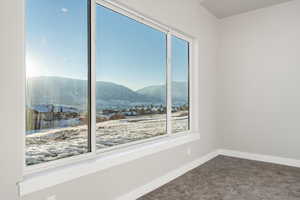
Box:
[218,149,300,168]
[117,150,219,200]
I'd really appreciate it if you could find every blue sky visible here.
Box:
[26,0,188,90]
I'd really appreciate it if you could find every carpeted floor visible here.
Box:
[139,155,300,200]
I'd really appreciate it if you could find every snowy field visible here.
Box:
[26,112,189,166]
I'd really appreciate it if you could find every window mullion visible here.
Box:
[90,0,97,153]
[167,33,172,136]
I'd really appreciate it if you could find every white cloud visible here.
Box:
[61,8,69,13]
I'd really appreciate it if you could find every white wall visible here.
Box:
[0,0,219,200]
[0,0,24,199]
[218,0,300,159]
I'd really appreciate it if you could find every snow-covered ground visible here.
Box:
[26,112,189,166]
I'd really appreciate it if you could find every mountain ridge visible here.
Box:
[26,76,187,109]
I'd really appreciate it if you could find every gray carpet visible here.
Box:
[139,155,300,200]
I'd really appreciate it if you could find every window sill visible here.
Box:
[19,132,199,196]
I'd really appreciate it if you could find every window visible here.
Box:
[25,0,191,167]
[25,0,90,166]
[171,36,190,134]
[95,5,167,150]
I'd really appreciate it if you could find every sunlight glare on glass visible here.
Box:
[26,54,41,78]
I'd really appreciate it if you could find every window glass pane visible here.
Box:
[171,36,190,133]
[96,5,167,150]
[25,0,89,166]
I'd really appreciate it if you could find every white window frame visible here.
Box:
[20,0,198,195]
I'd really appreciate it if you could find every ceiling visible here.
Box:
[200,0,294,19]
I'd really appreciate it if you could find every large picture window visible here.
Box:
[25,0,191,167]
[25,0,90,166]
[95,5,167,149]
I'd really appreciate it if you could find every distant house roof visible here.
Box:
[31,105,79,113]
